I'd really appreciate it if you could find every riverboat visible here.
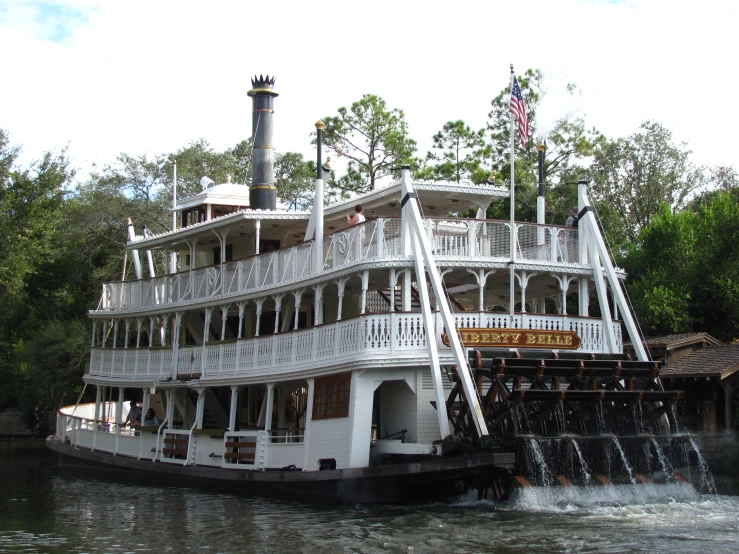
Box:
[49,75,692,503]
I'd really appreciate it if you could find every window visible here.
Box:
[313,373,351,420]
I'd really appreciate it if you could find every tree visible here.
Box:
[625,190,739,341]
[98,152,166,205]
[161,138,241,201]
[588,121,701,246]
[0,134,72,295]
[425,120,485,183]
[275,152,315,211]
[319,94,418,195]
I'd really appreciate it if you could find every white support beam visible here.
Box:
[578,186,647,361]
[411,231,451,439]
[400,167,488,441]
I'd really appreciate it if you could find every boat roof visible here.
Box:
[175,181,254,211]
[129,179,508,251]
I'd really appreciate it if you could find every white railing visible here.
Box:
[223,430,265,469]
[98,218,584,312]
[161,429,190,464]
[88,312,623,381]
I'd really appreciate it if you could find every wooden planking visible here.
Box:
[225,441,257,448]
[162,447,188,456]
[224,452,255,460]
[163,438,189,445]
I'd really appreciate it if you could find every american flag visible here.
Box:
[509,75,529,147]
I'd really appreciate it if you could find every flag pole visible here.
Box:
[509,64,516,319]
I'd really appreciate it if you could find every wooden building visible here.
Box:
[658,344,739,434]
[624,332,721,365]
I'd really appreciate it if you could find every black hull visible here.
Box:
[46,436,509,504]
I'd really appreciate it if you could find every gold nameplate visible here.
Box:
[442,328,581,349]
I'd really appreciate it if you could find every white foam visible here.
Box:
[509,483,699,512]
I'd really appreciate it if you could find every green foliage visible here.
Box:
[0,143,71,295]
[275,152,314,211]
[161,138,244,201]
[425,120,484,183]
[319,94,418,195]
[625,191,739,341]
[589,121,701,248]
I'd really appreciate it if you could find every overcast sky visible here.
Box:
[1,0,736,183]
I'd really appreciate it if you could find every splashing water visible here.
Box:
[651,438,674,480]
[612,436,636,485]
[689,437,717,494]
[595,400,607,434]
[634,400,644,435]
[526,438,553,486]
[509,482,699,512]
[571,438,591,483]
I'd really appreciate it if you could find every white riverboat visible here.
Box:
[49,76,681,503]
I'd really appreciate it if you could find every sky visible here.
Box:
[0,0,736,184]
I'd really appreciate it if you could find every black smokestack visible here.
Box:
[247,75,278,210]
[536,143,545,197]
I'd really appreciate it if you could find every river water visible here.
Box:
[2,440,739,553]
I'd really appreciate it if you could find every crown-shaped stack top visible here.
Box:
[248,74,278,97]
[251,74,275,88]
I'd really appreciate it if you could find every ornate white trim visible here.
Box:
[129,210,310,250]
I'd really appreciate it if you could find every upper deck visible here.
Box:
[96,216,586,314]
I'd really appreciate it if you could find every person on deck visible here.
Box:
[346,205,365,226]
[559,207,580,262]
[124,401,142,427]
[566,207,579,228]
[143,408,159,426]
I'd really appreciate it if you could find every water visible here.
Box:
[571,439,591,483]
[612,436,637,485]
[689,437,717,494]
[3,440,739,553]
[651,437,675,480]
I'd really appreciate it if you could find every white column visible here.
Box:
[220,305,229,340]
[135,319,142,348]
[360,271,369,315]
[313,284,325,325]
[264,383,275,432]
[336,278,348,321]
[161,315,169,347]
[142,387,150,417]
[201,307,213,374]
[388,268,396,312]
[116,387,125,433]
[165,390,175,427]
[148,317,155,347]
[301,378,314,470]
[91,320,97,348]
[273,295,284,333]
[255,298,265,336]
[228,385,239,431]
[292,291,303,330]
[112,320,119,348]
[172,312,183,379]
[195,388,205,429]
[436,269,453,311]
[237,302,246,339]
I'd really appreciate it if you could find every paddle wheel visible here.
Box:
[443,349,706,498]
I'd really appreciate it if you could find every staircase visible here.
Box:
[186,388,227,429]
